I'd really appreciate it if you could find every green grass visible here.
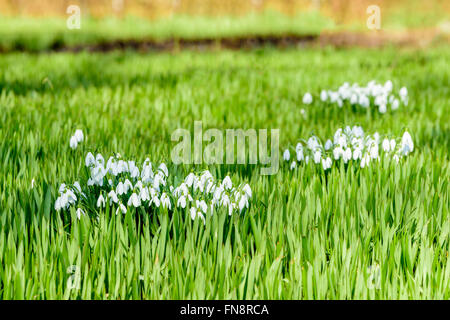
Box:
[0,46,449,299]
[0,11,334,52]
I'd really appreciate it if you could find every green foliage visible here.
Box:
[0,46,448,299]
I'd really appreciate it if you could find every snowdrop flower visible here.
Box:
[160,193,171,209]
[97,195,106,208]
[177,195,187,208]
[322,157,332,170]
[158,163,169,177]
[139,187,150,202]
[108,190,119,204]
[401,131,414,155]
[31,178,35,189]
[382,138,391,152]
[379,104,387,114]
[242,184,252,198]
[353,148,362,160]
[74,129,84,143]
[391,99,399,110]
[390,139,396,151]
[127,193,141,208]
[85,152,95,167]
[343,148,352,163]
[313,150,321,164]
[238,195,249,212]
[283,149,290,161]
[290,161,296,170]
[196,200,208,214]
[95,154,105,167]
[302,92,313,105]
[69,136,78,149]
[320,90,328,102]
[333,147,343,160]
[76,208,85,220]
[116,203,127,215]
[123,179,133,193]
[324,139,333,151]
[384,80,393,92]
[222,176,232,190]
[399,87,408,99]
[190,207,205,223]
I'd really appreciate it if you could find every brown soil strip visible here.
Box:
[8,29,450,53]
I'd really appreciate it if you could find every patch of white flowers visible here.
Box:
[283,125,414,170]
[55,152,252,223]
[317,80,408,113]
[69,129,84,149]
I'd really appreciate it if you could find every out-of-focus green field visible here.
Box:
[0,47,449,299]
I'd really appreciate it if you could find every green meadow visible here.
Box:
[0,46,449,299]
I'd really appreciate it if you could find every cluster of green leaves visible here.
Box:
[0,46,448,299]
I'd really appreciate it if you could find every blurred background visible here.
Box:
[0,0,449,51]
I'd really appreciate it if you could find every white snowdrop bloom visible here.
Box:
[283,149,290,161]
[384,80,393,92]
[95,154,105,167]
[97,195,106,208]
[69,136,78,149]
[158,163,169,177]
[390,139,396,151]
[127,193,141,208]
[59,183,67,194]
[85,152,95,167]
[108,190,119,204]
[31,178,35,189]
[333,147,343,160]
[305,155,310,164]
[369,144,379,159]
[290,161,296,170]
[382,138,391,152]
[76,208,85,220]
[391,99,400,110]
[190,207,205,223]
[160,193,171,209]
[373,132,380,144]
[359,95,370,108]
[296,148,304,161]
[238,195,249,212]
[401,131,414,155]
[322,157,332,170]
[196,200,208,214]
[134,180,143,191]
[74,129,84,143]
[343,148,352,163]
[124,179,133,193]
[379,104,387,114]
[242,184,252,198]
[307,136,320,150]
[116,182,125,195]
[337,99,343,107]
[350,94,358,104]
[54,197,62,211]
[222,176,233,190]
[177,196,187,208]
[116,203,127,215]
[399,87,408,99]
[87,178,95,186]
[302,92,313,105]
[313,150,322,164]
[393,154,400,163]
[320,90,328,101]
[352,126,364,137]
[353,148,362,160]
[130,165,140,179]
[337,136,347,148]
[139,187,150,202]
[324,139,333,151]
[185,173,196,187]
[66,189,77,204]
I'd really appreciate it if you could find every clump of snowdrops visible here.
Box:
[283,125,414,170]
[55,144,252,223]
[302,80,408,114]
